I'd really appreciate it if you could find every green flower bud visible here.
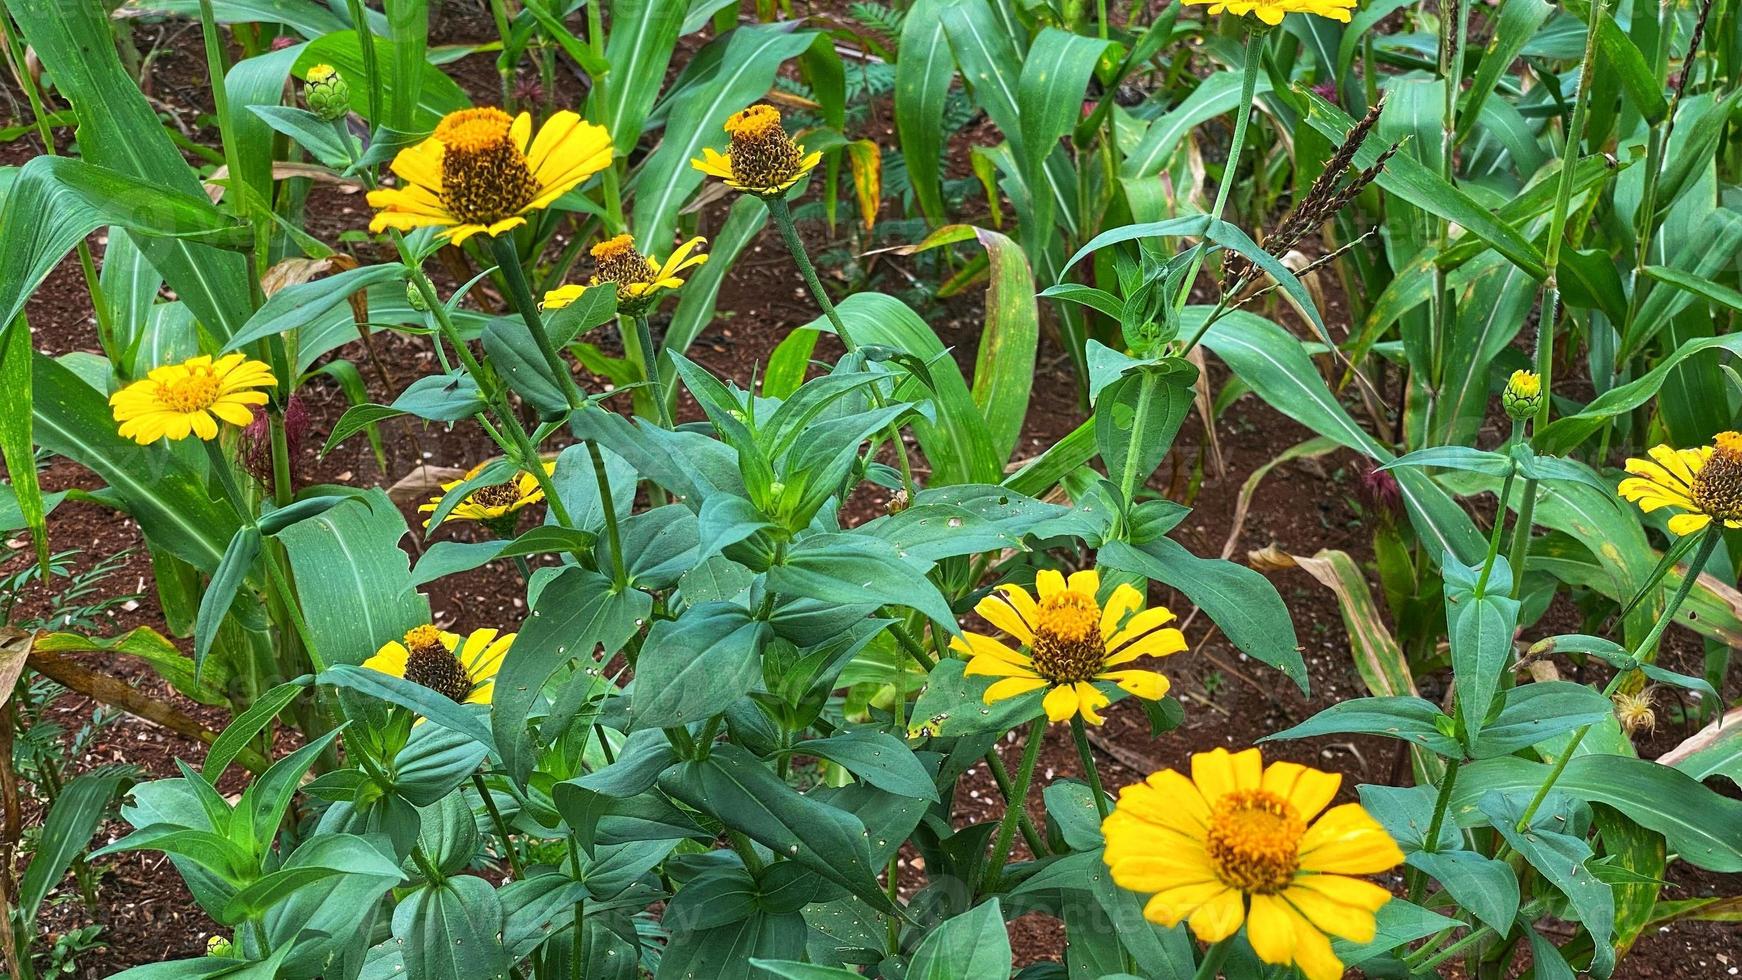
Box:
[406,277,431,312]
[1502,369,1542,421]
[304,64,351,123]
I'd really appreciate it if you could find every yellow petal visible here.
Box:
[1105,605,1179,654]
[1034,569,1066,599]
[1104,626,1187,665]
[1246,894,1297,966]
[964,654,1042,679]
[1074,681,1109,725]
[1667,512,1714,535]
[1042,683,1079,723]
[1277,899,1346,980]
[950,632,1030,666]
[1096,669,1170,701]
[1141,882,1230,928]
[1298,804,1405,874]
[1066,568,1100,597]
[362,641,409,678]
[1285,876,1390,943]
[1186,885,1245,943]
[1261,761,1341,823]
[1105,850,1220,894]
[1099,583,1144,639]
[983,676,1049,703]
[974,592,1035,643]
[389,138,445,192]
[1191,747,1262,804]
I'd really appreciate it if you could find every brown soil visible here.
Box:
[1,5,1736,978]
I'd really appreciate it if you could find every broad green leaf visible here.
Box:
[768,531,956,628]
[1406,849,1519,936]
[17,772,128,922]
[629,602,767,729]
[203,678,309,782]
[791,729,938,802]
[194,525,263,677]
[225,264,404,352]
[276,489,429,670]
[894,0,952,224]
[0,314,46,570]
[392,875,509,980]
[1095,357,1197,497]
[590,0,685,148]
[1537,333,1742,454]
[8,0,254,338]
[1264,696,1461,757]
[1476,791,1615,976]
[1448,587,1520,742]
[907,899,1011,979]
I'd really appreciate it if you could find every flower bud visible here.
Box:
[406,276,431,312]
[304,64,351,122]
[1502,369,1541,421]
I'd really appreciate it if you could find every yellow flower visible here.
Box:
[368,107,613,245]
[543,235,709,312]
[362,624,511,707]
[1184,0,1356,24]
[690,105,822,197]
[1102,748,1403,980]
[419,460,556,529]
[109,353,276,445]
[1618,431,1742,535]
[950,568,1183,725]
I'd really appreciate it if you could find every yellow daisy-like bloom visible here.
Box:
[109,353,276,445]
[950,568,1184,726]
[1618,431,1742,536]
[690,105,823,197]
[419,460,557,529]
[1184,0,1356,24]
[543,235,709,312]
[367,107,613,245]
[362,624,511,707]
[1103,748,1403,980]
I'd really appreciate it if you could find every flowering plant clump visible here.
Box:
[3,0,1737,978]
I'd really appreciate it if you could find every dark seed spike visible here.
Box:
[1674,0,1717,100]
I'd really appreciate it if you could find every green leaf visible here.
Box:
[1016,29,1111,235]
[295,31,468,128]
[391,372,487,421]
[392,875,509,980]
[1660,706,1742,788]
[7,0,254,338]
[275,489,430,670]
[1476,791,1615,977]
[320,664,493,748]
[660,743,896,915]
[225,264,403,352]
[322,403,406,455]
[1452,755,1742,872]
[1100,537,1307,693]
[908,657,1041,738]
[1455,0,1554,140]
[893,0,952,224]
[203,678,310,782]
[218,834,402,923]
[1449,588,1520,743]
[769,531,956,628]
[125,0,356,36]
[1470,682,1613,759]
[1264,696,1462,757]
[0,315,46,572]
[1406,850,1520,936]
[493,567,650,781]
[907,899,1011,979]
[1095,356,1197,497]
[1536,333,1742,454]
[629,602,768,729]
[791,729,938,802]
[589,0,685,148]
[17,772,128,922]
[194,526,262,678]
[1588,5,1668,123]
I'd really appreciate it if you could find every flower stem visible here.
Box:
[1174,30,1262,316]
[1406,757,1459,902]
[474,772,524,880]
[981,715,1046,896]
[764,195,916,498]
[1069,715,1111,821]
[1514,524,1721,830]
[1472,462,1516,597]
[490,235,583,410]
[1192,935,1234,980]
[632,313,674,428]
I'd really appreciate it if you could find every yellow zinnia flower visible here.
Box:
[1184,0,1356,24]
[419,460,556,531]
[109,353,276,445]
[1103,748,1403,980]
[1618,431,1742,536]
[543,235,709,312]
[362,624,511,707]
[368,107,613,245]
[690,105,822,197]
[951,568,1183,725]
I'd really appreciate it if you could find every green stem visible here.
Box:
[1506,477,1538,601]
[983,748,1048,859]
[588,441,627,587]
[1406,758,1460,902]
[1069,715,1111,821]
[632,313,673,428]
[475,773,525,880]
[1192,935,1234,980]
[1515,524,1720,830]
[1174,30,1262,316]
[490,235,583,410]
[981,716,1046,896]
[1472,463,1516,597]
[345,0,385,127]
[1534,0,1607,431]
[765,195,916,497]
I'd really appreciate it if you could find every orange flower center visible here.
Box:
[154,368,222,414]
[469,481,523,510]
[401,626,472,703]
[434,108,537,225]
[589,234,658,296]
[1693,431,1742,521]
[1205,789,1305,894]
[1029,590,1104,684]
